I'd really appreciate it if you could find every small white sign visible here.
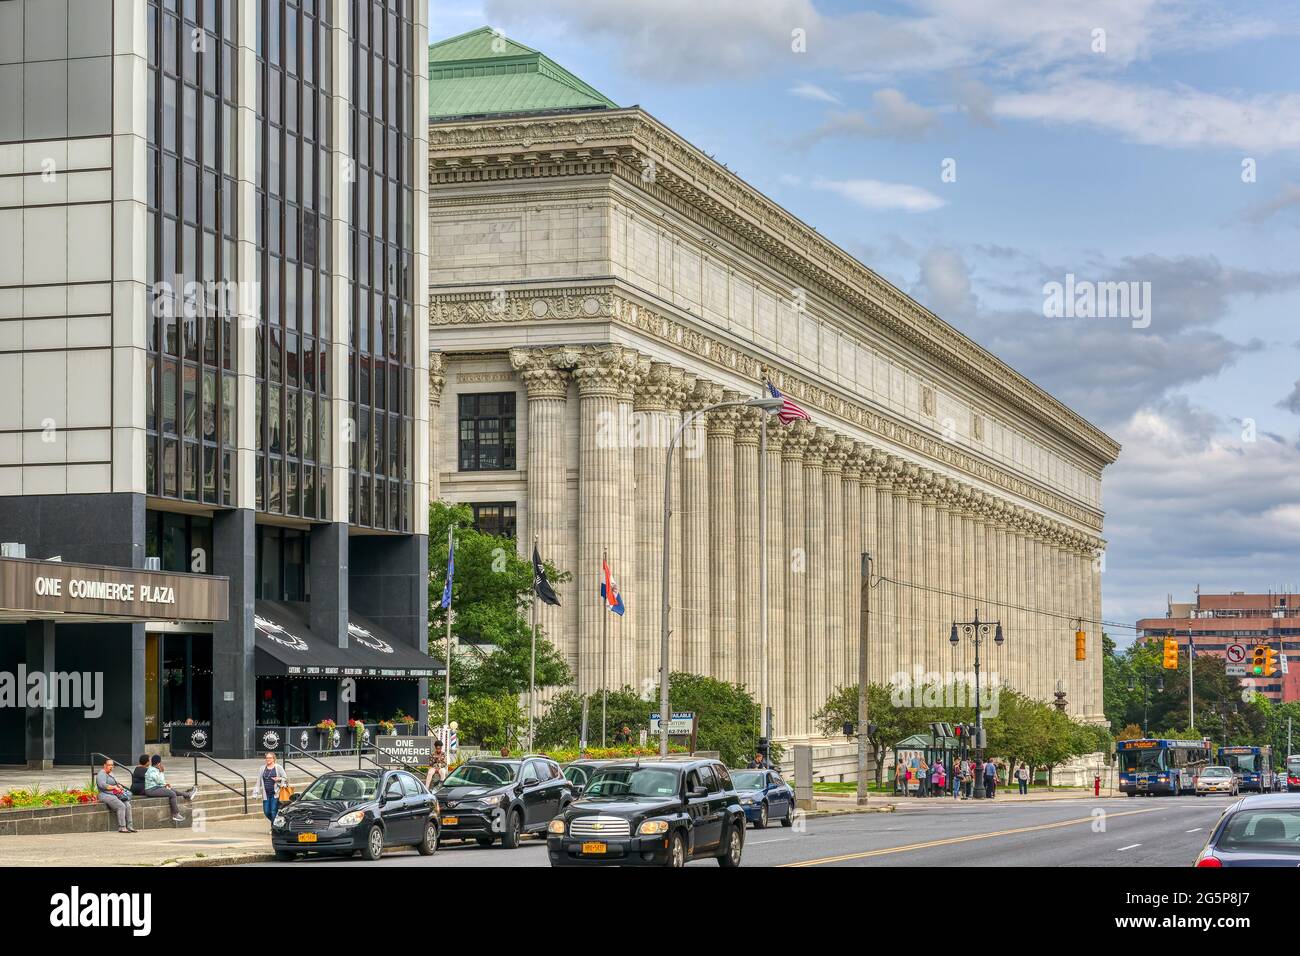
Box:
[1226,664,1246,677]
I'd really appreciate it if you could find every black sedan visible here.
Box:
[435,755,573,848]
[546,759,746,867]
[272,769,439,862]
[1195,794,1300,867]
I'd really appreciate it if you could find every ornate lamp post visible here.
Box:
[1127,674,1164,737]
[950,608,1003,799]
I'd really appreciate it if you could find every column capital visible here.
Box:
[823,434,852,474]
[842,442,867,481]
[803,426,835,467]
[901,461,924,499]
[509,347,574,399]
[572,345,638,398]
[781,418,812,460]
[634,361,685,412]
[933,475,954,511]
[683,377,722,413]
[707,389,744,438]
[763,418,788,453]
[734,405,763,445]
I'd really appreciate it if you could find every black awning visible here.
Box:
[254,600,441,679]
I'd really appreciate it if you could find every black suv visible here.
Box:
[546,758,745,867]
[435,755,573,848]
[272,769,439,862]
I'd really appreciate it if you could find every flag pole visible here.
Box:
[444,523,454,749]
[528,534,540,750]
[602,546,609,748]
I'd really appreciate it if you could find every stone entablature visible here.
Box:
[428,108,1121,470]
[431,285,1105,534]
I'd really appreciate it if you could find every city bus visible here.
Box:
[1116,738,1212,796]
[1287,754,1300,793]
[1218,745,1274,792]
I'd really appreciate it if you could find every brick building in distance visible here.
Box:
[1137,592,1300,704]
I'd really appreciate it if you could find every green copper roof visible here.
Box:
[429,27,619,119]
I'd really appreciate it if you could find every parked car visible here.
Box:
[435,755,573,848]
[1194,766,1239,796]
[546,758,745,867]
[562,759,619,795]
[730,768,796,828]
[1195,794,1300,867]
[272,769,439,862]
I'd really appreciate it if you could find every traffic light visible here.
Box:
[1252,644,1268,676]
[1075,628,1087,661]
[1162,636,1179,669]
[1263,646,1278,677]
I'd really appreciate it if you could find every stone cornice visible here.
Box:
[433,286,1105,532]
[428,108,1120,466]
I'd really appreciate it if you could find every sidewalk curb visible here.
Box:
[173,850,277,867]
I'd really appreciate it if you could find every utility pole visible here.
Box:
[857,552,871,805]
[950,609,1004,799]
[759,412,769,745]
[1188,628,1195,733]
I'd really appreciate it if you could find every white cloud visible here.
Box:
[812,177,946,213]
[789,82,840,104]
[800,89,940,145]
[994,79,1300,154]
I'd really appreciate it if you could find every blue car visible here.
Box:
[730,769,795,829]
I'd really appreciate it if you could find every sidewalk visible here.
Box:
[0,753,364,795]
[813,786,1119,811]
[0,816,278,867]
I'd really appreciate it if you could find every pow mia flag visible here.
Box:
[532,544,561,607]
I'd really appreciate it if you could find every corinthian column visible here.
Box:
[573,346,637,695]
[822,436,849,702]
[920,473,940,678]
[842,445,865,692]
[510,347,573,665]
[734,407,762,699]
[861,450,884,688]
[781,422,811,734]
[707,393,741,682]
[904,464,924,684]
[763,422,788,736]
[935,478,953,684]
[1088,535,1105,721]
[617,357,646,688]
[803,428,831,726]
[633,362,682,694]
[679,378,717,676]
[428,354,446,502]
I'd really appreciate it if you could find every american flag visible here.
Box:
[766,380,811,424]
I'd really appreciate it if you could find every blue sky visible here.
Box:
[429,1,1300,638]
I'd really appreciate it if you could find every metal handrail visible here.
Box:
[286,742,335,775]
[89,751,132,792]
[190,752,248,816]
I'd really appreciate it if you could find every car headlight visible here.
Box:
[479,794,503,807]
[336,810,366,828]
[638,819,669,835]
[741,798,753,805]
[547,818,566,834]
[273,814,286,828]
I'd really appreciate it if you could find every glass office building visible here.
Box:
[0,0,432,763]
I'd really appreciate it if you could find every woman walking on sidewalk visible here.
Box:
[254,752,288,828]
[1016,763,1030,795]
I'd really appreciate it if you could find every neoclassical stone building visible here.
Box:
[427,28,1120,738]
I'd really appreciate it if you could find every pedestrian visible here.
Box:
[424,739,449,789]
[962,760,973,799]
[903,765,912,795]
[130,754,150,796]
[932,759,946,797]
[916,759,928,797]
[748,750,771,770]
[144,754,196,822]
[1016,763,1030,795]
[983,757,997,798]
[952,760,962,799]
[255,751,288,827]
[95,758,136,833]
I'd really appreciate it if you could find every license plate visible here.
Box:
[441,816,458,826]
[297,833,317,843]
[581,841,607,854]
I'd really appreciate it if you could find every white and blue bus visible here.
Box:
[1117,738,1212,796]
[1218,745,1274,792]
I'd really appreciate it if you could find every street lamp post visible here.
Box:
[659,395,784,757]
[1127,675,1164,737]
[950,608,1003,799]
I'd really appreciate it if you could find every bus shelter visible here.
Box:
[893,732,967,796]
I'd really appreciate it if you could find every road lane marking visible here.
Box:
[1185,828,1202,833]
[1117,843,1141,851]
[780,807,1164,867]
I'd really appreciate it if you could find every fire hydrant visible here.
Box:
[1094,774,1101,797]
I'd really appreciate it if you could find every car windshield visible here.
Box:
[443,763,514,788]
[301,774,377,802]
[563,766,589,784]
[1119,749,1167,773]
[1218,810,1300,851]
[1202,768,1231,778]
[1224,753,1259,773]
[731,771,766,790]
[583,768,680,799]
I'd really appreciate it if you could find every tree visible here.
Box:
[1115,723,1145,741]
[535,687,651,749]
[450,693,524,752]
[428,501,572,703]
[813,683,930,785]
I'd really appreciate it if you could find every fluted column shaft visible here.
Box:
[511,350,573,665]
[906,483,924,685]
[428,355,445,502]
[875,471,897,686]
[1089,540,1104,720]
[734,410,762,698]
[861,456,881,688]
[679,384,713,677]
[842,451,864,692]
[935,493,953,683]
[781,424,810,733]
[574,348,635,695]
[822,440,847,701]
[994,518,1012,690]
[707,402,739,682]
[763,425,788,736]
[1014,524,1030,699]
[921,488,939,678]
[803,430,830,727]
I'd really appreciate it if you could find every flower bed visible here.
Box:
[0,786,97,811]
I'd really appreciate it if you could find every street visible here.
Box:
[245,795,1234,868]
